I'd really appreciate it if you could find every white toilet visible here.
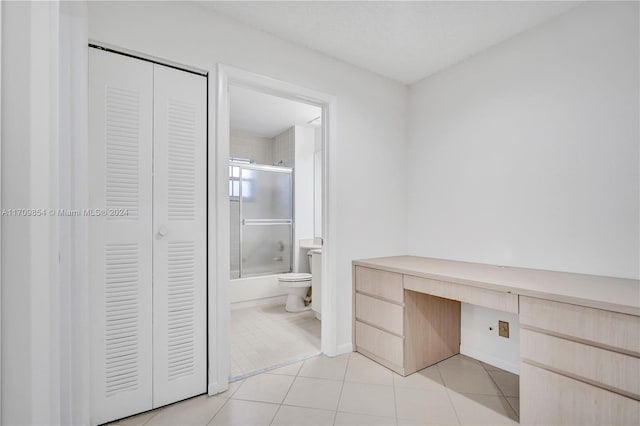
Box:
[278,251,314,312]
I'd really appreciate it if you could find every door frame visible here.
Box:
[211,65,338,394]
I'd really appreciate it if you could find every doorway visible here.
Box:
[215,66,337,387]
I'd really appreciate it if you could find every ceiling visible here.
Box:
[199,1,580,85]
[230,85,321,138]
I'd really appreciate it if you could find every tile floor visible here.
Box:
[112,353,519,426]
[230,300,321,378]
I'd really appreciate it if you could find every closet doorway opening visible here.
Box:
[215,66,337,384]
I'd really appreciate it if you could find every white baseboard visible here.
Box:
[208,382,228,396]
[230,295,287,310]
[460,345,519,375]
[334,342,353,356]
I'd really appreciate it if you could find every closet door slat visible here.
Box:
[152,64,207,408]
[89,48,154,425]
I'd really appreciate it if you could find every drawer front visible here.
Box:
[404,275,518,313]
[355,292,403,335]
[520,362,640,425]
[355,266,403,303]
[355,320,403,367]
[521,328,639,400]
[520,296,640,355]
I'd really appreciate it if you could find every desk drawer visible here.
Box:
[520,362,639,425]
[355,293,403,335]
[355,266,403,303]
[355,320,403,367]
[519,296,640,355]
[521,328,639,400]
[404,275,518,313]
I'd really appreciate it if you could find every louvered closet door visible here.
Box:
[152,64,207,407]
[88,49,154,425]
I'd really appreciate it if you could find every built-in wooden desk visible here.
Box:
[352,256,640,425]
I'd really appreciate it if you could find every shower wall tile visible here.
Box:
[273,127,295,167]
[231,129,274,165]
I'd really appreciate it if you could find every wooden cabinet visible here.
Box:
[520,296,640,425]
[353,256,639,425]
[353,265,460,376]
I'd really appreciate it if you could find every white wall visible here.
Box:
[1,1,73,423]
[294,125,316,273]
[407,2,639,372]
[88,1,408,351]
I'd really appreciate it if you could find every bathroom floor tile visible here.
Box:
[395,387,459,425]
[345,354,394,385]
[208,399,279,426]
[230,301,320,378]
[215,379,244,399]
[447,391,518,425]
[271,405,335,425]
[338,382,396,418]
[106,354,519,426]
[334,412,397,426]
[437,355,485,374]
[267,361,303,376]
[506,397,520,417]
[113,409,158,426]
[146,395,226,425]
[392,364,443,390]
[232,374,294,404]
[298,354,349,381]
[282,376,343,411]
[439,367,501,395]
[487,370,519,397]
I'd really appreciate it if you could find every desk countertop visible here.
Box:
[353,256,640,316]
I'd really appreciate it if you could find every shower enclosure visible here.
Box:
[230,160,293,279]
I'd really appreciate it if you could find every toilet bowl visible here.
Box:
[278,273,312,312]
[278,251,314,312]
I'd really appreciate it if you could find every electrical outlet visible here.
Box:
[498,320,509,338]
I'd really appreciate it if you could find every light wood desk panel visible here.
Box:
[352,256,640,426]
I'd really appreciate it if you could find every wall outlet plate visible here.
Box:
[498,320,509,338]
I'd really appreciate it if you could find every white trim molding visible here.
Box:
[213,64,339,394]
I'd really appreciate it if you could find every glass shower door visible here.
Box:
[235,163,293,277]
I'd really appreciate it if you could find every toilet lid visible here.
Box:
[278,273,312,282]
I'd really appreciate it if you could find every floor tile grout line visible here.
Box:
[481,362,520,420]
[437,364,463,426]
[391,371,399,423]
[331,352,352,424]
[267,355,308,424]
[206,395,232,426]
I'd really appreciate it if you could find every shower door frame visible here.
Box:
[231,161,294,278]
